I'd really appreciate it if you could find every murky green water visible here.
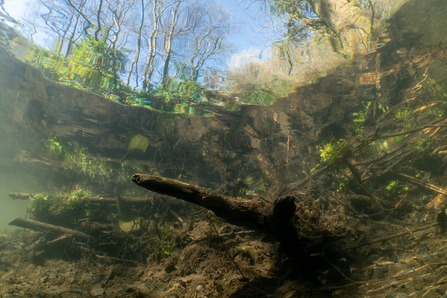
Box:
[0,0,447,297]
[1,1,447,295]
[1,0,447,226]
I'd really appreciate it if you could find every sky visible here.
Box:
[1,0,279,69]
[2,0,29,21]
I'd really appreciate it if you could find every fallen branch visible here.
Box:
[295,165,328,188]
[131,174,299,246]
[350,223,437,249]
[8,192,32,200]
[374,118,445,140]
[8,217,91,239]
[398,173,447,196]
[8,192,150,205]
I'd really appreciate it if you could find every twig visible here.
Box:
[295,166,328,188]
[9,218,90,239]
[14,250,44,277]
[374,118,445,140]
[398,173,447,196]
[169,209,184,224]
[347,223,437,249]
[381,151,412,175]
[352,143,405,166]
[207,214,248,281]
[324,257,356,283]
[383,194,407,220]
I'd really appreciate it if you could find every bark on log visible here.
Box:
[8,192,32,200]
[8,192,150,205]
[8,217,91,239]
[131,174,299,246]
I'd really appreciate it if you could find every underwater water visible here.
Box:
[1,0,447,297]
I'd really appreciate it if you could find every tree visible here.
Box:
[267,0,384,59]
[160,0,185,86]
[185,6,230,82]
[21,0,233,112]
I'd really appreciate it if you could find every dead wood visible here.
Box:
[87,196,150,205]
[131,174,300,246]
[350,223,437,249]
[8,192,32,200]
[398,173,447,196]
[8,217,91,239]
[8,192,150,205]
[294,165,328,188]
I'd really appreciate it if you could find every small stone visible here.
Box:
[196,285,203,291]
[145,278,157,287]
[90,286,105,297]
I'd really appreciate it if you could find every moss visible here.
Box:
[45,137,147,187]
[320,139,351,168]
[28,188,92,225]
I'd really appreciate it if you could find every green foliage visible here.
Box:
[414,138,434,157]
[351,101,370,123]
[386,180,407,195]
[426,77,447,101]
[45,137,145,186]
[394,108,411,120]
[386,181,398,191]
[238,89,276,105]
[145,223,180,260]
[73,38,127,76]
[28,194,50,219]
[46,137,64,159]
[65,141,113,180]
[393,135,405,142]
[28,188,92,225]
[24,38,127,92]
[338,176,350,191]
[320,139,350,168]
[159,78,204,103]
[131,78,209,114]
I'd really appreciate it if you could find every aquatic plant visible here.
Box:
[386,180,408,195]
[414,138,434,156]
[145,223,180,261]
[320,139,351,168]
[46,137,64,159]
[28,188,92,225]
[45,137,147,187]
[64,141,113,181]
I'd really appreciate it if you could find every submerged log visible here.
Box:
[131,174,300,246]
[8,192,150,205]
[8,192,32,200]
[8,217,90,239]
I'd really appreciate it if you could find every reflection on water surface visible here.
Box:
[2,0,406,115]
